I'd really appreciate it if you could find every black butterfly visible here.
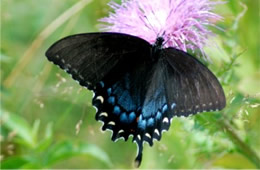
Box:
[46,32,225,167]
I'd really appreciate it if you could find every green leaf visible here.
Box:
[0,156,29,169]
[0,110,35,148]
[32,119,40,143]
[35,123,53,152]
[44,141,112,168]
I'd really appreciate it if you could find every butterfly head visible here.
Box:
[151,37,164,60]
[155,37,164,48]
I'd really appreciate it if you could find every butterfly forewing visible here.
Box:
[45,32,151,88]
[163,48,226,116]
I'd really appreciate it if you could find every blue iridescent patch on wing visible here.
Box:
[120,112,128,123]
[147,118,155,127]
[92,72,177,168]
[129,112,136,123]
[113,106,121,115]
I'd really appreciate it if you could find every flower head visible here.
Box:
[100,0,222,57]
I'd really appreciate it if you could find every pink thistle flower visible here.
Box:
[100,0,222,57]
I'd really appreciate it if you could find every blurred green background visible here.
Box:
[1,0,259,169]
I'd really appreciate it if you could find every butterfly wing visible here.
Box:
[92,57,171,166]
[46,32,155,166]
[45,32,151,89]
[163,47,226,117]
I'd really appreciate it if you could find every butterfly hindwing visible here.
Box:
[92,57,175,166]
[163,47,226,117]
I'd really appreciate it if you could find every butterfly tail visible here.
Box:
[134,140,143,167]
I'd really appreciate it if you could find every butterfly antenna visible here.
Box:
[150,7,164,36]
[163,37,171,47]
[143,15,158,36]
[161,31,171,46]
[137,2,158,36]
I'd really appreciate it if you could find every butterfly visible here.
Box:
[45,32,226,167]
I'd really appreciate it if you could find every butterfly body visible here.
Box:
[151,37,164,60]
[46,32,225,166]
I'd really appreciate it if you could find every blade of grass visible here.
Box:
[3,0,93,88]
[1,110,35,148]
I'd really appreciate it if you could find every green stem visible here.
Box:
[218,119,260,168]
